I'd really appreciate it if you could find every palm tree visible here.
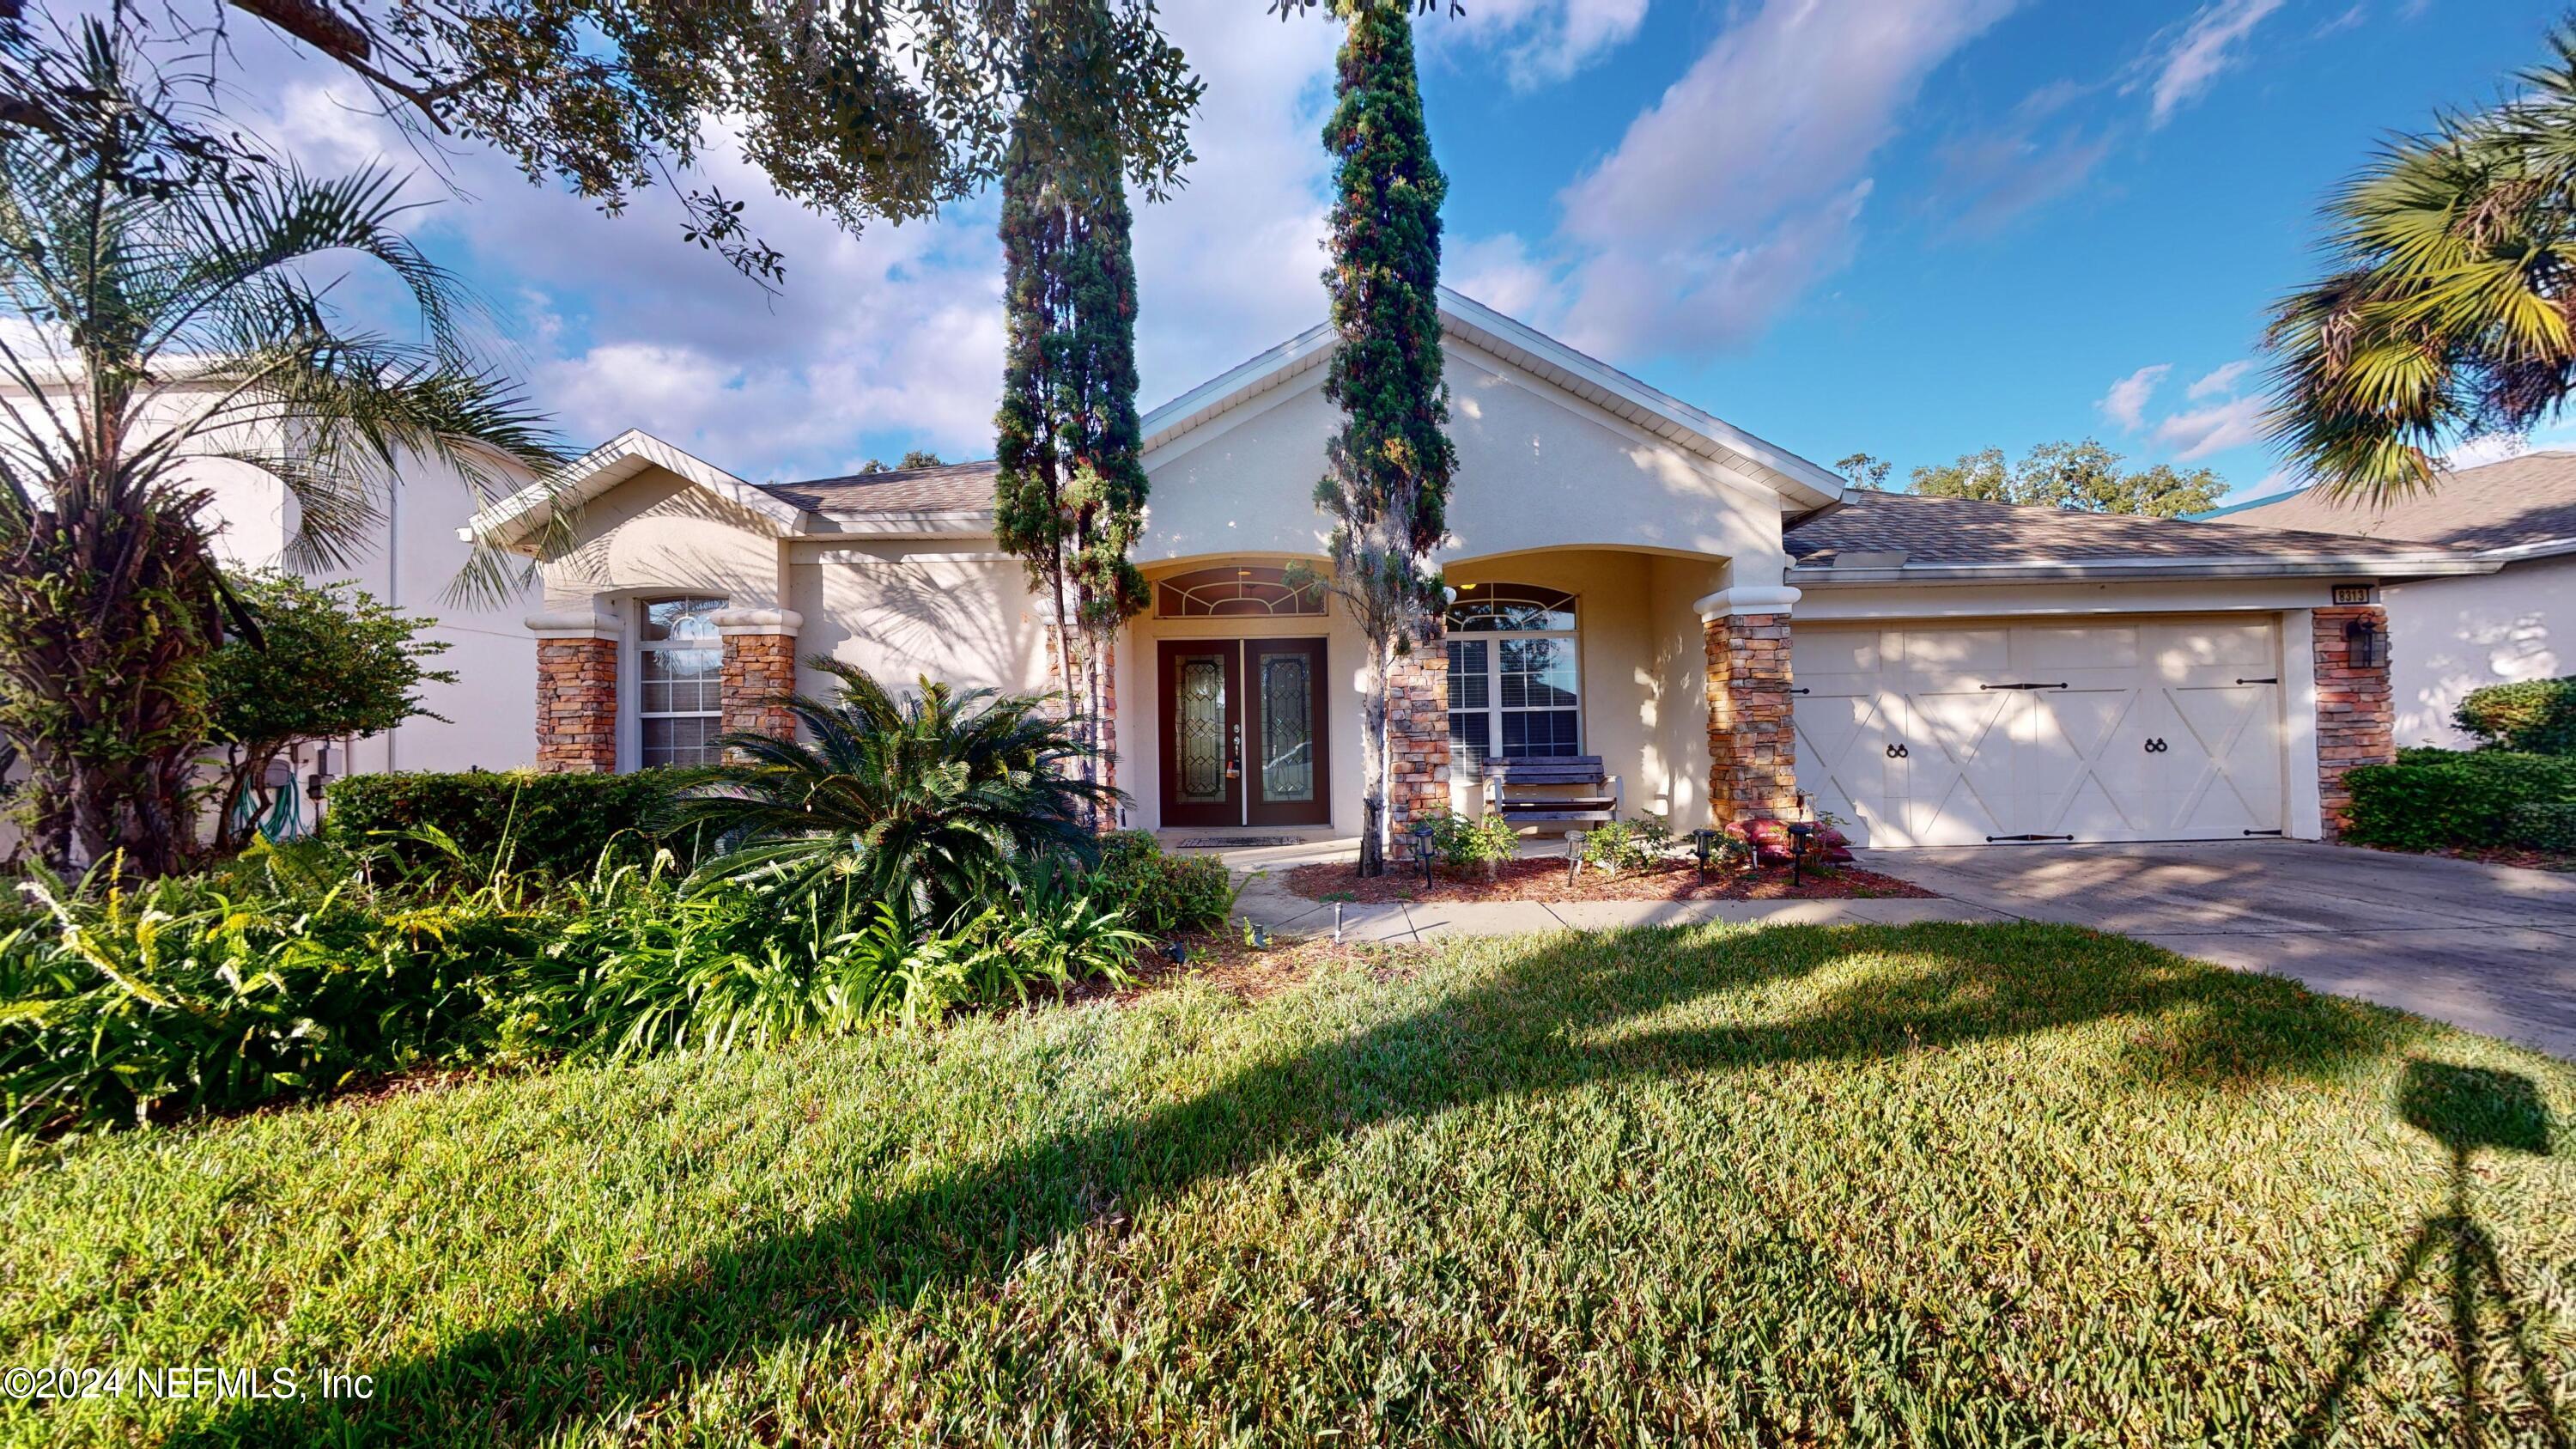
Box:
[670,661,1125,919]
[2265,21,2576,504]
[0,22,562,875]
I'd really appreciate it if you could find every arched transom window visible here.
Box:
[1154,564,1326,618]
[1444,584,1580,761]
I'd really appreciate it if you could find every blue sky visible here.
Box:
[246,0,2565,502]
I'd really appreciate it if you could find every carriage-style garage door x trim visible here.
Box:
[1791,618,2287,847]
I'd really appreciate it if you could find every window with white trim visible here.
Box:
[1444,584,1580,761]
[636,596,726,767]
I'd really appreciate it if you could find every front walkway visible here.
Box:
[1231,874,1999,943]
[1861,840,2576,1061]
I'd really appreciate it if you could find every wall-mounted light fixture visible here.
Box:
[2344,615,2389,669]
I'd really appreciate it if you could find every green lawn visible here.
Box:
[3,922,2573,1446]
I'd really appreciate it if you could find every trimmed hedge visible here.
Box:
[2342,750,2576,852]
[322,770,696,878]
[2506,802,2576,854]
[2454,675,2576,755]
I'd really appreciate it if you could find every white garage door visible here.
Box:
[1792,618,2287,846]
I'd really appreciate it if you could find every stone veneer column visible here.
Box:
[1700,587,1802,825]
[1387,645,1451,849]
[714,607,804,744]
[2313,603,2395,839]
[527,606,620,773]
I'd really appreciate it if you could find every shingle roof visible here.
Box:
[2200,451,2576,554]
[1786,488,2471,570]
[759,460,999,514]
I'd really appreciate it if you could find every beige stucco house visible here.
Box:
[471,291,2500,848]
[2205,452,2576,750]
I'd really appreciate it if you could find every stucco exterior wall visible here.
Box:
[788,545,1052,700]
[540,467,787,611]
[1137,338,1785,576]
[2382,554,2573,748]
[1649,556,1728,824]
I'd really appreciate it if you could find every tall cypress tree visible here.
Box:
[1314,0,1455,875]
[994,11,1150,795]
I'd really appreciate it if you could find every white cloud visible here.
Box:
[2098,363,2172,430]
[2149,0,2285,126]
[2153,394,2268,460]
[1546,0,2020,358]
[1445,234,1559,323]
[1125,5,1340,405]
[1438,0,1649,90]
[2187,359,2256,399]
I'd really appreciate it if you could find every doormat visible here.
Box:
[1174,836,1301,849]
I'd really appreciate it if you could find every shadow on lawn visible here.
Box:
[184,921,2434,1446]
[2295,1061,2571,1449]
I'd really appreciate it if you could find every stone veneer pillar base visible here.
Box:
[714,607,805,752]
[535,636,617,774]
[1387,646,1451,852]
[1705,610,1798,825]
[720,634,798,742]
[2313,604,2395,840]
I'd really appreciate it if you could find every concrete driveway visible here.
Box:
[1859,841,2576,1060]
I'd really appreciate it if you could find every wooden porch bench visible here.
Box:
[1482,755,1621,831]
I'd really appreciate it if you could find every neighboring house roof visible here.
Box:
[760,459,999,515]
[1787,489,2495,583]
[1139,286,1848,508]
[2196,450,2576,559]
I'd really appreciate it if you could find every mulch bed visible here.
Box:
[1079,931,1378,1006]
[1275,855,1938,905]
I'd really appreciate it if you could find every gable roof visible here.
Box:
[1139,287,1847,508]
[1788,489,2494,582]
[465,429,807,546]
[2196,451,2576,558]
[761,459,999,515]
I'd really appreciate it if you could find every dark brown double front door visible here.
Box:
[1157,637,1330,828]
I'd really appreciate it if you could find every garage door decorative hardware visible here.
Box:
[2235,676,2278,685]
[1885,743,1910,758]
[1789,686,1811,695]
[1986,833,2075,842]
[1978,681,2069,691]
[2243,829,2285,837]
[2143,738,2170,753]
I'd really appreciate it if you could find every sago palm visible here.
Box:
[671,661,1125,919]
[0,22,563,874]
[2265,21,2576,502]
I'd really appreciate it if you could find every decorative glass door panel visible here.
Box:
[1176,657,1230,802]
[1157,642,1242,828]
[1245,638,1330,826]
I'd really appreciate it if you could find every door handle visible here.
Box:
[1885,742,1909,758]
[1225,721,1242,780]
